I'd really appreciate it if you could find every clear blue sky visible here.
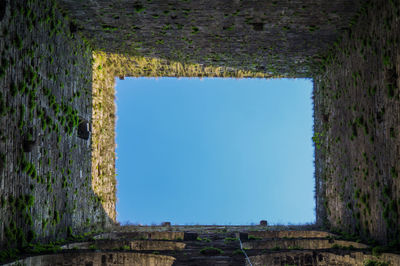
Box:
[115,77,314,225]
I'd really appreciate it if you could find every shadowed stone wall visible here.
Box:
[314,0,400,244]
[4,227,400,266]
[0,0,112,254]
[56,0,362,77]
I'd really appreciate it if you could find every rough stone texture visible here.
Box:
[242,238,368,250]
[5,228,400,266]
[3,252,175,266]
[2,0,400,263]
[61,240,186,251]
[91,53,118,222]
[56,0,363,77]
[248,251,399,266]
[248,230,335,239]
[0,0,111,253]
[78,0,400,247]
[314,0,400,244]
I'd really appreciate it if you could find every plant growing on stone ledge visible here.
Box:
[200,246,223,255]
[233,249,244,255]
[197,237,211,242]
[248,235,262,241]
[89,244,99,250]
[120,245,130,250]
[224,237,238,243]
[364,259,389,266]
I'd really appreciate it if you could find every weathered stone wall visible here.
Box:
[2,0,398,261]
[248,251,399,266]
[56,0,363,77]
[91,53,118,222]
[54,0,400,247]
[243,238,368,250]
[4,227,400,266]
[4,252,175,266]
[314,0,400,244]
[0,0,112,255]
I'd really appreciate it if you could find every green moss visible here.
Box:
[372,246,388,257]
[0,152,6,169]
[364,259,389,266]
[383,186,390,198]
[308,25,319,32]
[382,55,391,67]
[0,248,18,262]
[54,210,60,224]
[26,194,34,207]
[0,195,5,208]
[8,195,15,207]
[13,35,23,50]
[224,237,238,243]
[248,235,262,240]
[354,188,361,199]
[25,242,61,254]
[66,226,73,238]
[89,244,99,250]
[134,4,146,13]
[233,249,244,255]
[0,92,6,116]
[16,227,27,247]
[23,162,38,180]
[0,66,6,80]
[387,84,395,98]
[200,246,223,255]
[102,25,118,32]
[18,105,26,130]
[191,26,199,34]
[42,219,49,230]
[390,167,397,178]
[196,237,211,242]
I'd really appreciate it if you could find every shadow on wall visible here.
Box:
[0,0,115,259]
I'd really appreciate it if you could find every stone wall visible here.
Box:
[4,227,400,266]
[4,252,176,266]
[91,53,118,222]
[57,0,363,77]
[0,0,112,254]
[314,0,400,244]
[2,0,398,259]
[57,0,400,246]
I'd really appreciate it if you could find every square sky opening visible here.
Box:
[115,77,314,225]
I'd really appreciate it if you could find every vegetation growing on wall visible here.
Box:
[92,51,276,79]
[57,0,363,77]
[0,0,111,261]
[1,0,399,264]
[314,0,400,245]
